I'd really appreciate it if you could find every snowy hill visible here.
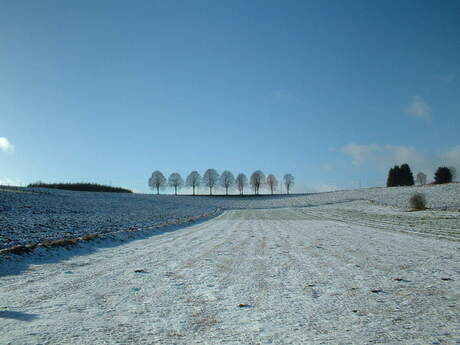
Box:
[1,183,459,249]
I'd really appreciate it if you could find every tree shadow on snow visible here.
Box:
[0,310,39,321]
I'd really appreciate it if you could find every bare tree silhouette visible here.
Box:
[168,172,184,195]
[250,170,265,195]
[148,170,166,195]
[235,173,248,195]
[266,174,278,195]
[283,174,294,194]
[220,171,235,195]
[186,171,201,195]
[203,169,219,195]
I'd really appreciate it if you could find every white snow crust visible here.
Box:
[1,183,459,249]
[0,184,459,344]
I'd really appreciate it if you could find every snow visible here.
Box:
[0,188,217,249]
[1,183,459,249]
[0,184,459,344]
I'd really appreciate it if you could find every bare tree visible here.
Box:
[203,169,219,195]
[168,172,184,195]
[415,172,427,186]
[266,174,278,195]
[235,173,248,195]
[220,171,235,195]
[449,167,457,181]
[148,170,166,195]
[186,171,201,195]
[283,174,294,194]
[250,170,265,195]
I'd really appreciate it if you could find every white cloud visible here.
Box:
[405,96,431,121]
[342,143,460,181]
[0,137,14,153]
[341,143,427,168]
[341,144,374,166]
[441,145,460,167]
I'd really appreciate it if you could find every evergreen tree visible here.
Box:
[400,163,415,186]
[386,167,395,187]
[434,167,452,184]
[393,165,401,186]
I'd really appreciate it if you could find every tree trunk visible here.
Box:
[156,186,159,195]
[193,185,195,195]
[210,186,212,195]
[174,186,177,195]
[226,186,228,195]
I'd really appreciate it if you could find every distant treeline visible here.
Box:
[148,169,295,196]
[28,182,133,193]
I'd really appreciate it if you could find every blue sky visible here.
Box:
[1,0,459,193]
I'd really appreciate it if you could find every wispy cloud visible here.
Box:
[342,143,460,180]
[440,67,460,85]
[441,145,460,167]
[342,143,429,169]
[405,96,431,121]
[0,137,15,153]
[321,164,334,172]
[272,89,296,102]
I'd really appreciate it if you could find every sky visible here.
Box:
[1,0,459,193]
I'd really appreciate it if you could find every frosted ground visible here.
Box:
[1,183,459,249]
[0,184,459,344]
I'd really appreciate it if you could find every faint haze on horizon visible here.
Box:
[1,0,459,193]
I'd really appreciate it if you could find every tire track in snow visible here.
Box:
[1,208,459,345]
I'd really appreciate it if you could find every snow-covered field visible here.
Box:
[0,188,217,249]
[0,184,459,344]
[1,183,459,249]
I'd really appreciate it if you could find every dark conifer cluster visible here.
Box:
[434,167,453,184]
[28,182,133,193]
[386,163,414,187]
[387,165,454,186]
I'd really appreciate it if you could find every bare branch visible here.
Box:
[168,172,184,195]
[148,170,166,195]
[186,171,202,195]
[250,170,265,195]
[203,169,219,195]
[283,174,294,194]
[266,174,278,195]
[235,173,248,195]
[220,171,235,195]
